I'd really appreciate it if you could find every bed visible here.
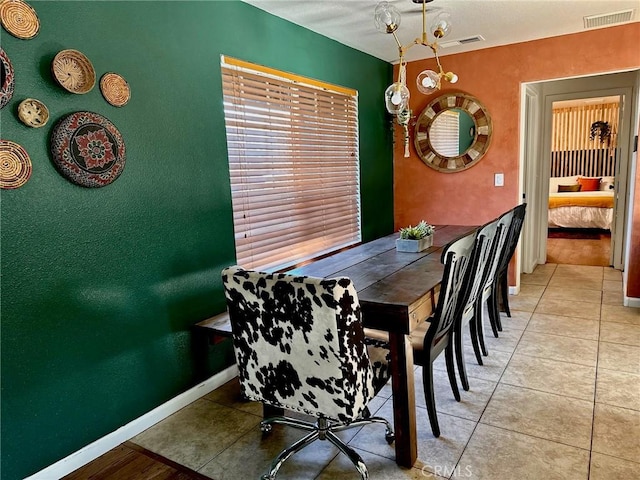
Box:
[548,176,614,230]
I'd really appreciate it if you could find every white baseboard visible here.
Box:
[509,286,520,295]
[24,365,239,480]
[624,296,640,308]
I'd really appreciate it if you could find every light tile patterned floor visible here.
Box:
[132,265,640,479]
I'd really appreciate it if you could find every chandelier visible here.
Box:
[374,0,458,117]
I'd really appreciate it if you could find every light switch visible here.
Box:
[494,173,504,187]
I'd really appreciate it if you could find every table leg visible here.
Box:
[388,331,417,467]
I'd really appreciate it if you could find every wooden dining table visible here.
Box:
[197,224,476,468]
[286,224,476,467]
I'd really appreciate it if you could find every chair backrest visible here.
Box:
[482,209,514,291]
[221,266,375,423]
[425,231,477,351]
[464,220,499,312]
[497,204,527,273]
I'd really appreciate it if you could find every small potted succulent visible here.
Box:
[396,220,435,252]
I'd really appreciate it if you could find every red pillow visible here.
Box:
[577,177,601,192]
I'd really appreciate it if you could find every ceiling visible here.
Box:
[242,0,639,63]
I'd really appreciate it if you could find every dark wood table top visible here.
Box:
[197,225,476,336]
[290,224,476,333]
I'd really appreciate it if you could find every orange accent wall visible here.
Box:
[394,23,640,294]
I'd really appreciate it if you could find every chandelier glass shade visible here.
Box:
[416,69,440,94]
[384,82,410,113]
[431,12,452,38]
[375,0,458,114]
[374,1,401,33]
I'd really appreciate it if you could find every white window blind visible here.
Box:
[221,56,361,272]
[430,109,460,157]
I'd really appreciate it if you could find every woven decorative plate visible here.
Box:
[0,0,39,39]
[50,111,126,188]
[0,139,32,189]
[0,47,15,109]
[100,72,130,107]
[52,49,96,94]
[18,98,49,127]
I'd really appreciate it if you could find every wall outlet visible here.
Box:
[494,173,504,187]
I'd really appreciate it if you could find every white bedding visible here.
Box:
[548,191,614,230]
[548,205,613,229]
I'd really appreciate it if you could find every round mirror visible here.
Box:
[414,93,492,173]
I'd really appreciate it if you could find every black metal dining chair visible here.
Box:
[453,220,499,390]
[475,209,514,353]
[365,230,481,435]
[409,230,479,437]
[493,204,527,323]
[453,205,526,391]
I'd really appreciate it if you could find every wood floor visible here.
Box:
[546,230,611,266]
[62,442,209,480]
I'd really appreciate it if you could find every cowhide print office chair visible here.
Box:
[221,266,394,480]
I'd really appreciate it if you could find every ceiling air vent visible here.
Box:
[439,35,485,49]
[584,9,634,28]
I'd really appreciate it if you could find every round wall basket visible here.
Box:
[51,49,96,94]
[100,72,130,107]
[1,139,32,189]
[50,111,126,188]
[0,0,40,39]
[18,98,49,127]
[414,92,492,173]
[0,47,15,109]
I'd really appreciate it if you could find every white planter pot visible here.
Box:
[396,236,433,252]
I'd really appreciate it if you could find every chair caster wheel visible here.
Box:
[260,422,273,434]
[261,475,275,480]
[385,432,395,444]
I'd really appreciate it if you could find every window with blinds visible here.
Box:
[550,100,619,177]
[430,109,460,157]
[221,56,361,272]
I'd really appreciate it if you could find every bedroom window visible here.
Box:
[220,56,361,272]
[550,98,619,177]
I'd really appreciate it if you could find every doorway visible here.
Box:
[546,95,620,266]
[520,70,638,274]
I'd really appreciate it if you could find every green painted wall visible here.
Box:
[0,2,393,477]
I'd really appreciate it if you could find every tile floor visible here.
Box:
[131,264,639,479]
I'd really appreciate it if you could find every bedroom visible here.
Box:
[546,96,620,267]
